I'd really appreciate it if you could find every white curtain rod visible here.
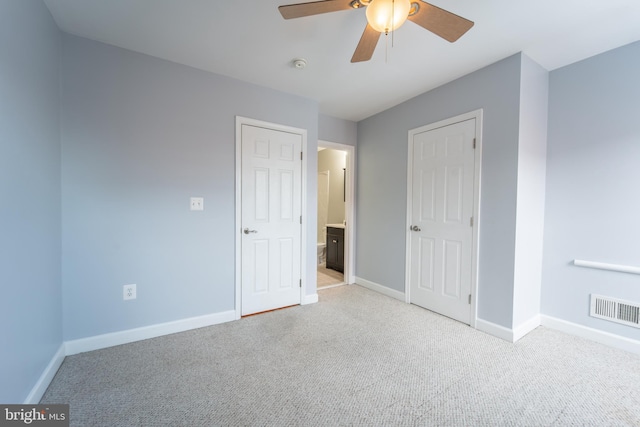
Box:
[573,259,640,275]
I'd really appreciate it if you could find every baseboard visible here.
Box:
[302,293,318,305]
[541,315,640,355]
[354,276,405,302]
[24,344,65,404]
[476,318,514,342]
[65,310,236,356]
[513,314,541,342]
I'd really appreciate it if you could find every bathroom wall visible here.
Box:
[317,170,330,243]
[318,149,347,229]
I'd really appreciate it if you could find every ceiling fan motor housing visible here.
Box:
[350,0,371,8]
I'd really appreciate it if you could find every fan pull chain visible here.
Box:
[392,0,396,48]
[385,32,388,63]
[383,0,399,63]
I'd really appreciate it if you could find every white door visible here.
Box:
[241,124,302,316]
[409,118,476,324]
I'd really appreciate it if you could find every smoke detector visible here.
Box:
[292,58,307,69]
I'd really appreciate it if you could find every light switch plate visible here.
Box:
[190,197,204,211]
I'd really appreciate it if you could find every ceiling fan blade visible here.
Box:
[407,2,474,42]
[279,0,354,19]
[351,24,381,63]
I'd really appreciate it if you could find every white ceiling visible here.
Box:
[43,0,640,122]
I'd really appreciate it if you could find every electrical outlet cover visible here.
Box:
[123,284,136,300]
[190,197,204,211]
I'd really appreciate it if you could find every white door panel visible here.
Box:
[241,124,302,315]
[409,118,476,324]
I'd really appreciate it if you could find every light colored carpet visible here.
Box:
[42,285,640,426]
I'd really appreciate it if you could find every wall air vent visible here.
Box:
[590,294,640,329]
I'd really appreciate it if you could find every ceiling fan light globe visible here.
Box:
[365,0,411,33]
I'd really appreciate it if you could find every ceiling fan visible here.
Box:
[279,0,474,63]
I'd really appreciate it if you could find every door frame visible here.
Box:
[235,116,308,319]
[318,140,356,285]
[404,109,483,328]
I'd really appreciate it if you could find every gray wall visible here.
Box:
[61,34,319,340]
[319,114,357,146]
[0,0,62,402]
[5,0,638,401]
[542,41,640,340]
[357,54,522,328]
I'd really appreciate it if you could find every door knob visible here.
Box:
[243,228,258,234]
[410,225,421,232]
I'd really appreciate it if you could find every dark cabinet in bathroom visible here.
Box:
[326,226,344,273]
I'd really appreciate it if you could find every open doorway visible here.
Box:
[317,141,355,289]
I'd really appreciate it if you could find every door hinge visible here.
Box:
[300,215,302,224]
[470,217,474,227]
[468,294,472,304]
[473,138,476,149]
[299,279,302,288]
[300,152,303,161]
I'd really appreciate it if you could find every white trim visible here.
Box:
[405,121,414,305]
[470,112,483,329]
[318,140,356,286]
[513,314,541,342]
[476,318,514,342]
[355,276,405,302]
[318,282,346,291]
[235,116,308,317]
[235,118,243,320]
[302,293,319,305]
[541,315,640,355]
[65,310,236,355]
[300,124,309,305]
[463,315,541,343]
[404,109,483,328]
[24,344,65,404]
[477,314,640,353]
[573,259,640,275]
